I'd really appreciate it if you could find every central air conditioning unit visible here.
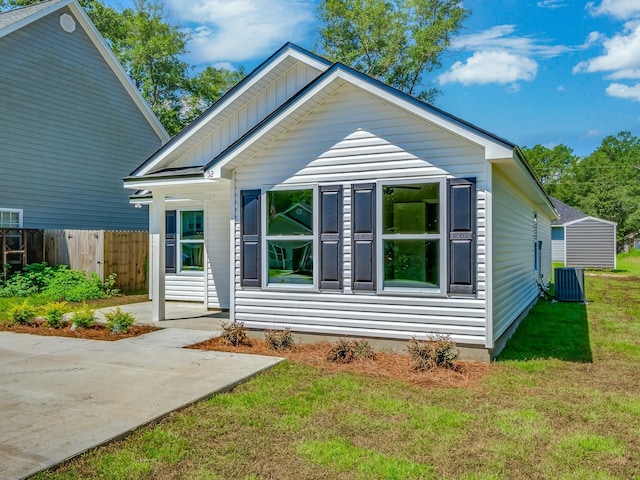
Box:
[554,267,585,302]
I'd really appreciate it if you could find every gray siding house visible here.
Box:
[0,0,168,231]
[550,197,616,269]
[126,44,557,360]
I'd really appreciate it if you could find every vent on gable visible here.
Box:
[60,14,76,33]
[554,267,585,302]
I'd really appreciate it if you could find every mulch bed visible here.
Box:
[189,337,494,390]
[0,320,158,341]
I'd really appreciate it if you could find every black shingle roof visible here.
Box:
[550,197,587,225]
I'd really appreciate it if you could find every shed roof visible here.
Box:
[550,197,588,225]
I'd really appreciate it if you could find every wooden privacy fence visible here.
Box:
[44,230,148,292]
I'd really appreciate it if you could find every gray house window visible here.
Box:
[0,209,22,228]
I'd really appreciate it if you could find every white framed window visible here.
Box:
[377,179,446,293]
[166,209,204,274]
[263,186,317,288]
[0,209,22,228]
[179,210,204,272]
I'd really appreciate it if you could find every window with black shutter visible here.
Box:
[165,210,176,274]
[319,185,343,289]
[352,183,376,291]
[447,178,476,294]
[240,190,261,287]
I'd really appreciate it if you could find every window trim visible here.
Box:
[171,209,205,275]
[0,209,23,228]
[261,185,318,290]
[376,178,447,295]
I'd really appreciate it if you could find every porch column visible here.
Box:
[150,193,166,321]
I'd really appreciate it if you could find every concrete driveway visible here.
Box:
[0,329,282,480]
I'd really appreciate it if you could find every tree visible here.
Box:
[521,144,578,198]
[316,0,468,102]
[1,0,244,136]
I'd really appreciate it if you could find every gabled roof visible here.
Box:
[126,43,555,216]
[550,197,588,225]
[130,43,331,177]
[0,0,168,142]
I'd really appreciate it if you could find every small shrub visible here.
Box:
[407,335,459,371]
[9,302,35,325]
[104,307,135,334]
[265,328,296,351]
[327,338,375,364]
[70,304,95,330]
[221,320,250,346]
[44,302,68,328]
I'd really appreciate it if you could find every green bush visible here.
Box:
[9,302,35,326]
[327,338,375,364]
[70,305,95,329]
[407,335,459,371]
[44,302,68,328]
[0,263,119,301]
[264,328,296,351]
[104,307,136,334]
[221,321,250,346]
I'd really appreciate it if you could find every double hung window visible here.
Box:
[0,209,22,229]
[265,188,314,286]
[380,181,444,291]
[166,210,204,273]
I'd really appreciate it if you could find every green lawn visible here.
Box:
[32,260,640,480]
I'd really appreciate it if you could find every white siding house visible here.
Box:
[126,44,556,360]
[0,0,168,230]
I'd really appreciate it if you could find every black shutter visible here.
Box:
[319,185,343,289]
[240,190,261,287]
[352,183,376,291]
[166,210,176,274]
[448,178,476,294]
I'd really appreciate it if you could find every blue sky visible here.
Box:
[104,0,640,157]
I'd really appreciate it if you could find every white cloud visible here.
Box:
[557,85,566,91]
[537,0,567,9]
[586,0,640,20]
[164,0,316,65]
[573,21,640,78]
[450,25,572,58]
[438,50,538,86]
[606,82,640,101]
[582,130,601,138]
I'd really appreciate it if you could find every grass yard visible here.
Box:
[34,266,640,479]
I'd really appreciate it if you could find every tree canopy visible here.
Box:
[0,0,244,136]
[523,132,640,240]
[316,0,468,102]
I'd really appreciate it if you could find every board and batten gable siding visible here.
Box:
[491,166,552,342]
[0,7,162,230]
[166,62,323,170]
[232,85,489,346]
[565,218,616,268]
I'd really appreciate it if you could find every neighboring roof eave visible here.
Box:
[130,42,332,177]
[0,0,169,143]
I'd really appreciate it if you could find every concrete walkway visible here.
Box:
[94,300,229,330]
[0,327,282,480]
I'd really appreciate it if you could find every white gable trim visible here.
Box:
[133,45,331,177]
[0,0,169,142]
[204,66,516,180]
[564,216,617,227]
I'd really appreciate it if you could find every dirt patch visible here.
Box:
[0,320,158,341]
[189,337,493,390]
